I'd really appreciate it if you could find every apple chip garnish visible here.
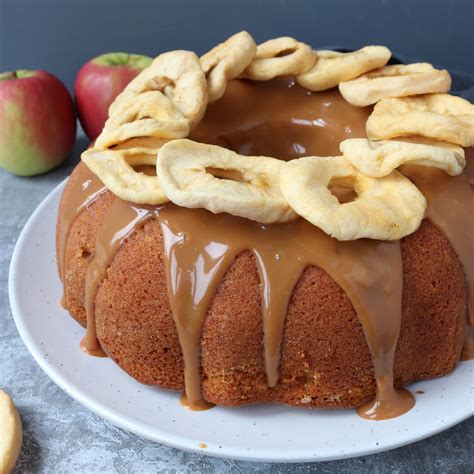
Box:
[77,34,470,243]
[366,93,474,146]
[156,139,297,223]
[82,147,168,205]
[241,37,316,81]
[201,31,257,103]
[280,155,426,241]
[340,138,465,177]
[96,50,207,148]
[96,91,189,148]
[339,63,451,106]
[296,46,391,91]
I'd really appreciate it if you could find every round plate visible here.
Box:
[9,180,474,463]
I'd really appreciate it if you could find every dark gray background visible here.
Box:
[1,0,474,92]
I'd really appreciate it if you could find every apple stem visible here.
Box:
[0,71,18,80]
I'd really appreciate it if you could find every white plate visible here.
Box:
[9,180,474,463]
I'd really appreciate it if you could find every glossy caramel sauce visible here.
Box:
[180,393,214,411]
[81,200,158,357]
[191,78,370,159]
[403,153,474,363]
[59,78,473,419]
[403,155,474,323]
[159,204,413,416]
[58,164,106,309]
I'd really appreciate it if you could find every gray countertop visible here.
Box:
[1,133,473,473]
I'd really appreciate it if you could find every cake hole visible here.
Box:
[295,374,310,385]
[329,177,358,204]
[80,248,93,261]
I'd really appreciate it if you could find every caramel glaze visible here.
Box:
[190,78,371,159]
[59,78,473,419]
[57,163,107,309]
[159,204,413,415]
[80,199,158,357]
[402,150,474,361]
[403,152,474,318]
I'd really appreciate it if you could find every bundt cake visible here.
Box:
[57,33,473,420]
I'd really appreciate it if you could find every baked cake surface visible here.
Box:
[58,162,466,408]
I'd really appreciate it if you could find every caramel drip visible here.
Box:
[158,206,305,407]
[81,198,157,356]
[254,248,302,388]
[180,393,214,411]
[191,78,371,160]
[74,191,412,417]
[57,162,106,307]
[158,205,411,417]
[159,209,236,409]
[402,149,474,358]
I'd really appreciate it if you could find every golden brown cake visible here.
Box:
[57,33,474,420]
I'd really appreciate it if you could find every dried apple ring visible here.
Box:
[340,138,465,177]
[339,63,451,106]
[296,46,391,91]
[366,93,474,146]
[0,389,22,474]
[109,50,207,128]
[96,50,207,148]
[241,37,316,81]
[201,31,257,103]
[156,139,297,223]
[96,91,189,149]
[280,156,426,241]
[82,147,168,205]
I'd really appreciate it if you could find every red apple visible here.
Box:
[0,70,76,176]
[74,52,152,140]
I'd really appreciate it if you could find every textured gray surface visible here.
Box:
[0,132,472,473]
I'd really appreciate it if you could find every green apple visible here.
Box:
[0,69,76,176]
[74,52,152,140]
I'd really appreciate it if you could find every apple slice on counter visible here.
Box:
[0,70,76,176]
[74,52,152,140]
[0,389,22,474]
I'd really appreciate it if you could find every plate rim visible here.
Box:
[8,178,474,463]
